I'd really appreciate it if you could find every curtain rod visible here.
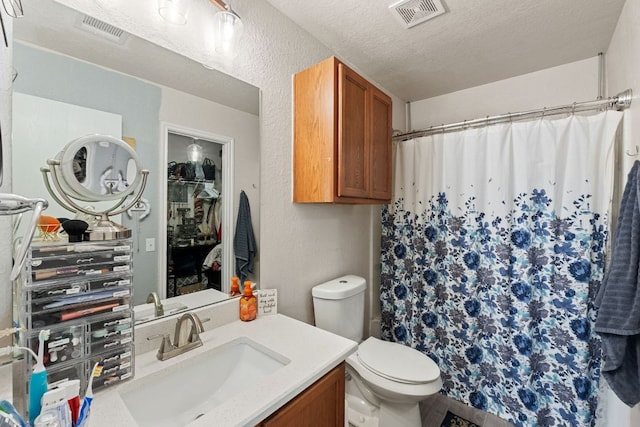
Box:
[393,89,633,142]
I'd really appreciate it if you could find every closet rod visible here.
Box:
[394,89,633,142]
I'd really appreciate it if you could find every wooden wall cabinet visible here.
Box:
[258,362,345,427]
[294,57,392,204]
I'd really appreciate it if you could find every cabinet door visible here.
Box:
[259,363,345,427]
[369,86,392,201]
[338,64,369,199]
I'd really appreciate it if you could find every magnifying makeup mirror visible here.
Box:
[41,134,149,240]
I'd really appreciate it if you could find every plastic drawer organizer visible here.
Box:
[12,238,134,415]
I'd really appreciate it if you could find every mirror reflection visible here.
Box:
[12,0,260,322]
[59,136,142,200]
[166,134,223,297]
[42,134,150,241]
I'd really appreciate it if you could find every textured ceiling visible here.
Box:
[17,0,626,105]
[14,0,260,115]
[264,0,626,101]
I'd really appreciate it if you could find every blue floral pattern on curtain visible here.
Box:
[380,189,605,426]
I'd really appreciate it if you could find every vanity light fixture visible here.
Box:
[187,139,204,163]
[210,0,243,56]
[157,0,189,25]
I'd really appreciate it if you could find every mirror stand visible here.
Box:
[41,135,150,240]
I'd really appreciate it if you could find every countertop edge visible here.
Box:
[90,314,357,427]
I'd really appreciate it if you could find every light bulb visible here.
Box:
[214,9,243,56]
[158,0,189,25]
[187,142,204,163]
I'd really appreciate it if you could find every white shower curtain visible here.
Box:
[380,111,623,426]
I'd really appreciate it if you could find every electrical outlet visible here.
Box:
[145,238,155,252]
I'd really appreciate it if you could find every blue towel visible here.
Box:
[595,160,640,406]
[234,190,257,283]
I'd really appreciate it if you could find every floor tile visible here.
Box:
[420,394,515,427]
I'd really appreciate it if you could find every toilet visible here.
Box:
[312,275,442,427]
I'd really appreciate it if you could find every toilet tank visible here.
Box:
[312,275,366,342]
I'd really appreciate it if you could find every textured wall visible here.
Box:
[52,0,406,326]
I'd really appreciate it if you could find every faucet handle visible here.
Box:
[146,333,168,341]
[147,333,174,360]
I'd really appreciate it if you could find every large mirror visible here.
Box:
[12,0,260,322]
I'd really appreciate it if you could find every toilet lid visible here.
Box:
[357,337,440,384]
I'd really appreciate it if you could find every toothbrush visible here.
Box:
[76,362,103,427]
[0,400,27,427]
[28,329,50,425]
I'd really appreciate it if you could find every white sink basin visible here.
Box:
[119,337,290,427]
[134,302,189,323]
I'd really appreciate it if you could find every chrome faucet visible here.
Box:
[148,312,205,361]
[146,292,164,317]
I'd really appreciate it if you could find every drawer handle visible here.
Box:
[102,355,120,364]
[76,258,94,264]
[103,367,118,375]
[104,377,120,386]
[103,341,119,349]
[102,281,119,287]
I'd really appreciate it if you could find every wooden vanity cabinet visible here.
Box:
[258,362,345,427]
[294,56,392,204]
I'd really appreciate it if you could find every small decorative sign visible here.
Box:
[257,289,277,316]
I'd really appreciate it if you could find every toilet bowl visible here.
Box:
[312,275,442,427]
[345,337,442,426]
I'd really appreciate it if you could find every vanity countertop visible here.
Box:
[89,314,357,427]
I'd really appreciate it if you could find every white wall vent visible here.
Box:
[389,0,446,29]
[74,14,130,45]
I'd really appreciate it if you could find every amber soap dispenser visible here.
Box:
[229,276,241,297]
[239,281,257,321]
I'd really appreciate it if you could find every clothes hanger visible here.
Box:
[197,182,219,199]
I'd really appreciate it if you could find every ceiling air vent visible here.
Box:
[74,14,130,45]
[389,0,446,29]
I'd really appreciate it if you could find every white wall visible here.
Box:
[229,1,405,324]
[604,0,640,423]
[159,86,260,289]
[160,87,260,238]
[0,15,12,351]
[410,56,599,130]
[30,0,406,328]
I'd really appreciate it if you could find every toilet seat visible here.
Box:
[356,337,439,385]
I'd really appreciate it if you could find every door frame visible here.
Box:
[159,121,234,299]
